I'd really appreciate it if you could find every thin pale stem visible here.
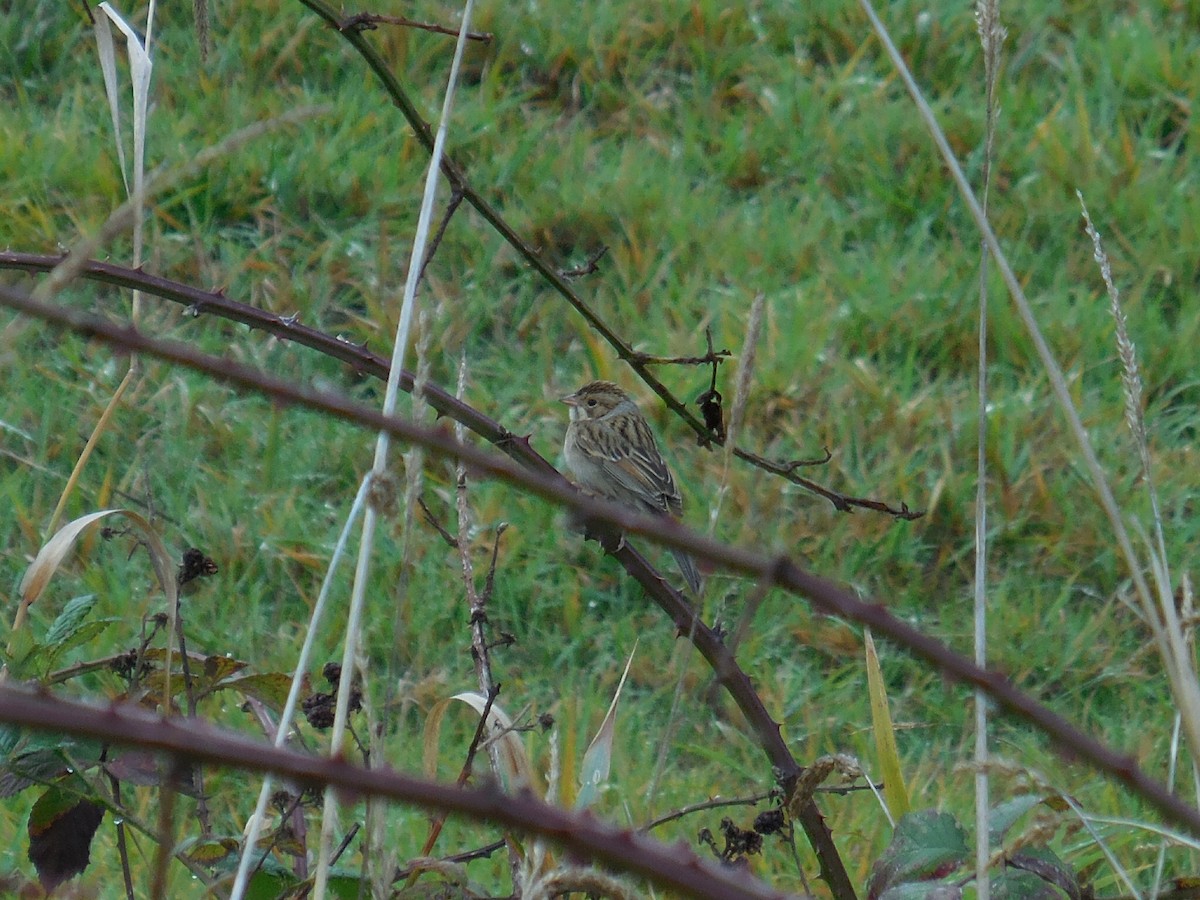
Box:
[228,478,371,900]
[313,2,477,896]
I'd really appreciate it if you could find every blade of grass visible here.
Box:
[864,628,909,821]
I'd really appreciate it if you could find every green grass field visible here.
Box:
[2,0,1199,895]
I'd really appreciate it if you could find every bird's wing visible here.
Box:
[575,420,683,516]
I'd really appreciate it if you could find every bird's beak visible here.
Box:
[560,392,579,407]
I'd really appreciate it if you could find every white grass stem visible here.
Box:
[312,3,477,896]
[59,3,154,551]
[1081,813,1200,853]
[228,476,370,900]
[1152,713,1184,899]
[1060,795,1142,900]
[972,1,1005,896]
[862,764,895,829]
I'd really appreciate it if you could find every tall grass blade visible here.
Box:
[865,628,910,820]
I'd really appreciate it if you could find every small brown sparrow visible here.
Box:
[562,381,702,594]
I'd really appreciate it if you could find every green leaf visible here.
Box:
[0,725,21,757]
[3,742,106,800]
[44,595,98,647]
[879,882,962,900]
[1004,847,1080,899]
[867,810,969,900]
[216,672,294,710]
[178,834,240,865]
[5,626,47,681]
[210,853,364,900]
[989,794,1048,845]
[992,865,1073,899]
[48,619,116,657]
[1,749,69,799]
[42,620,117,677]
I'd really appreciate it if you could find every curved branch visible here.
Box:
[4,282,1199,845]
[0,251,526,467]
[0,686,794,900]
[0,270,851,895]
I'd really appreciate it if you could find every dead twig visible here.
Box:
[559,245,609,279]
[337,11,492,43]
[417,495,459,548]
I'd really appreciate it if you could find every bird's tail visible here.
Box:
[671,548,703,595]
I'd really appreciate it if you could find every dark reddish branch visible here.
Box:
[0,252,524,466]
[0,686,792,900]
[0,266,851,895]
[4,282,1200,849]
[293,0,917,520]
[0,251,911,531]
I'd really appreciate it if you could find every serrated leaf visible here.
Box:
[103,750,163,787]
[3,743,105,800]
[27,785,105,892]
[989,794,1048,845]
[867,810,969,900]
[0,726,21,757]
[1006,847,1080,900]
[39,733,102,757]
[156,654,251,701]
[992,865,1073,899]
[133,650,240,703]
[1,750,69,799]
[42,620,117,678]
[879,882,962,900]
[179,835,239,865]
[201,655,250,682]
[218,672,295,711]
[5,627,47,681]
[266,825,307,858]
[45,595,99,647]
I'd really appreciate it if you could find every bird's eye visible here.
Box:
[586,398,597,407]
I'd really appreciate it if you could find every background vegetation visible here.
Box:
[1,0,1198,895]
